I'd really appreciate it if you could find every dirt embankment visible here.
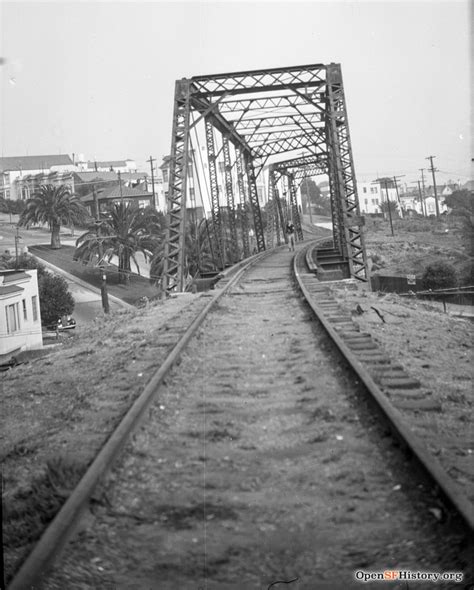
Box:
[363,216,472,283]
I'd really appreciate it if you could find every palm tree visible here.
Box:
[149,217,221,289]
[74,202,162,284]
[18,184,90,249]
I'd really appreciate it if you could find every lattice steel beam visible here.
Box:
[222,135,239,263]
[205,117,225,269]
[162,79,192,292]
[287,173,303,241]
[236,147,250,258]
[326,63,367,281]
[162,62,367,291]
[245,154,265,252]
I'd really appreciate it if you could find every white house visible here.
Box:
[424,195,448,216]
[357,181,399,215]
[0,269,43,359]
[399,192,424,215]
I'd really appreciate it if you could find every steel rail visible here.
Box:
[7,249,274,590]
[293,240,474,533]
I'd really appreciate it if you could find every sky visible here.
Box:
[0,0,472,189]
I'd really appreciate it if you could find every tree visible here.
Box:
[444,189,474,215]
[300,178,331,216]
[422,261,457,290]
[38,273,75,325]
[74,202,162,284]
[149,217,219,287]
[444,190,474,255]
[18,184,90,249]
[379,199,399,217]
[2,252,47,277]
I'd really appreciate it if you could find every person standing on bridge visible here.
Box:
[286,220,295,252]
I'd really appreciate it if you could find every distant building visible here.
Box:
[80,182,153,218]
[357,180,399,215]
[73,170,149,201]
[83,159,137,173]
[157,152,269,215]
[0,154,76,201]
[0,269,42,359]
[399,191,424,215]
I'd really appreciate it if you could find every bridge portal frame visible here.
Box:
[162,63,368,292]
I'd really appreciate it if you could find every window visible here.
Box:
[162,170,169,183]
[370,187,377,194]
[363,187,367,193]
[22,299,27,320]
[364,198,368,206]
[32,296,38,322]
[189,187,195,199]
[6,303,20,333]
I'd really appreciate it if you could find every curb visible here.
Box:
[30,255,135,310]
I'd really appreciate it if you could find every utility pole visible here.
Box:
[14,226,21,268]
[426,156,440,218]
[100,268,110,314]
[392,176,404,219]
[304,177,313,226]
[378,179,394,236]
[92,186,99,219]
[415,181,425,215]
[96,222,110,314]
[419,168,427,216]
[117,171,124,205]
[148,155,157,210]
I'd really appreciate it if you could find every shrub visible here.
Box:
[421,261,457,290]
[38,273,74,325]
[0,199,26,215]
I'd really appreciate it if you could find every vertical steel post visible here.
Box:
[244,154,265,252]
[205,117,225,269]
[287,173,303,241]
[236,148,250,258]
[162,79,192,293]
[222,135,239,262]
[326,63,368,281]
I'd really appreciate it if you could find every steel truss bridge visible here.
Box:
[162,62,368,291]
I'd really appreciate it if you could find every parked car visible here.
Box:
[46,315,77,331]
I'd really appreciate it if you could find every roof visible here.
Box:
[74,171,120,183]
[462,180,474,191]
[82,183,151,203]
[87,160,130,169]
[0,285,24,296]
[74,171,147,183]
[0,154,74,172]
[0,270,30,283]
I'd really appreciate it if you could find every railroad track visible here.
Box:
[295,241,474,532]
[6,239,473,590]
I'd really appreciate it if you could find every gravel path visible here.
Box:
[42,248,471,590]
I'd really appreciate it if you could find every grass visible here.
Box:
[4,456,87,582]
[29,244,161,305]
